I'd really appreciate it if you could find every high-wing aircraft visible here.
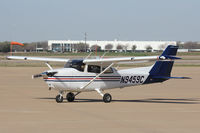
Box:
[7,45,189,103]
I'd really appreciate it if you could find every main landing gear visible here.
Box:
[56,92,80,103]
[95,89,112,103]
[66,92,75,102]
[103,93,112,103]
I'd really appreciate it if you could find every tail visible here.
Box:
[145,45,190,84]
[150,45,178,77]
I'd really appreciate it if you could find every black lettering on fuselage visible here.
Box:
[120,76,125,83]
[120,76,145,84]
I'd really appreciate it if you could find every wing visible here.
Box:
[6,56,69,62]
[83,56,160,66]
[83,45,181,65]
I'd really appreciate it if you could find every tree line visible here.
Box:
[177,41,200,49]
[0,41,151,53]
[0,41,48,52]
[1,41,200,53]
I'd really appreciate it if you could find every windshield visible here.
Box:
[64,60,85,72]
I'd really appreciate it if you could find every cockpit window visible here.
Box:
[64,60,85,72]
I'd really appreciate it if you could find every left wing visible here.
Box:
[6,55,162,64]
[6,56,69,62]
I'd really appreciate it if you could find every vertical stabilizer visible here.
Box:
[145,45,178,83]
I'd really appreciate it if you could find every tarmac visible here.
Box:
[0,67,200,133]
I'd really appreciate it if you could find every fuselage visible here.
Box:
[43,66,151,92]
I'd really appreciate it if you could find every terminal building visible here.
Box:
[48,40,177,52]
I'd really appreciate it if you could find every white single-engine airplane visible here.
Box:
[7,45,189,103]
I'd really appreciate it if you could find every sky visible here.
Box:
[0,0,200,42]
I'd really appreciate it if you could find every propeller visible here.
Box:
[32,62,58,79]
[32,71,58,79]
[32,74,42,79]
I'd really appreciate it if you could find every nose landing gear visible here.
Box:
[56,94,63,103]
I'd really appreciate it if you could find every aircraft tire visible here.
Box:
[66,92,75,102]
[103,93,112,103]
[56,95,63,103]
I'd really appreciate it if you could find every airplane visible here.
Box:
[6,45,189,103]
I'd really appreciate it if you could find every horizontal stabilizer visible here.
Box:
[152,76,191,79]
[165,55,181,60]
[164,55,181,60]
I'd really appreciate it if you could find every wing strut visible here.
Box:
[80,63,114,89]
[45,62,53,70]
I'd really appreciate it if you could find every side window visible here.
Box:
[88,65,101,73]
[103,67,113,74]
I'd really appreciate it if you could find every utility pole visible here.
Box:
[36,42,38,53]
[85,32,87,52]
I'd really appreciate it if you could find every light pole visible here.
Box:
[85,32,87,52]
[36,42,38,53]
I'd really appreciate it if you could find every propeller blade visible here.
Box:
[32,74,42,79]
[32,71,58,79]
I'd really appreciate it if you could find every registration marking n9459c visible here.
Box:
[120,76,144,84]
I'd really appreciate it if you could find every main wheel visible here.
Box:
[66,92,75,102]
[56,95,63,103]
[103,93,112,103]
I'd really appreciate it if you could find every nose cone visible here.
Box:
[45,71,58,77]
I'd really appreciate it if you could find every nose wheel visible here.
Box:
[56,94,63,103]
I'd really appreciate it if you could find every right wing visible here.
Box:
[6,56,69,62]
[83,56,160,66]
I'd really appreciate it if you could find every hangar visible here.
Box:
[48,40,177,52]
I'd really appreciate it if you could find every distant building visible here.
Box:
[48,40,177,52]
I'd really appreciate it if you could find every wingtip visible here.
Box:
[6,56,11,60]
[182,77,192,79]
